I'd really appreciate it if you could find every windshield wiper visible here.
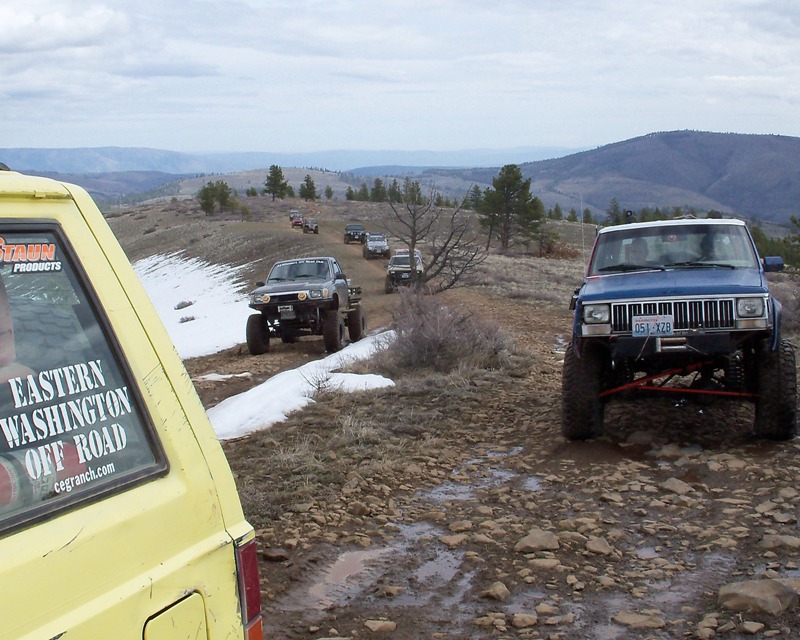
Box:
[597,263,665,273]
[666,261,735,269]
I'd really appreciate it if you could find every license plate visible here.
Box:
[632,314,673,336]
[278,305,296,319]
[401,273,410,279]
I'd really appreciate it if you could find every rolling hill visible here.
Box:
[2,130,798,223]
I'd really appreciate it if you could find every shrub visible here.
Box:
[382,289,513,373]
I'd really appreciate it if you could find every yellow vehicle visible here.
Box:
[0,168,263,640]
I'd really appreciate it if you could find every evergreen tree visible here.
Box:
[345,186,355,201]
[199,183,216,215]
[466,184,483,211]
[356,182,370,201]
[299,174,318,201]
[606,198,623,225]
[324,185,334,200]
[370,178,387,202]
[198,180,233,215]
[264,165,288,201]
[387,179,403,203]
[479,164,541,250]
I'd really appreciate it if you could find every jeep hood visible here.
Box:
[580,267,768,302]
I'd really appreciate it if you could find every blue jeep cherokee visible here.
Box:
[563,218,797,441]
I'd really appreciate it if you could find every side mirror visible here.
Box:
[569,288,579,311]
[255,281,265,287]
[763,256,785,273]
[335,272,347,281]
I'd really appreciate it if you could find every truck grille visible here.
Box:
[268,293,302,304]
[611,299,735,332]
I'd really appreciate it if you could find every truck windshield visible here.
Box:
[268,259,329,281]
[588,223,759,275]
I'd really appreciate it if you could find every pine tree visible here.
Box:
[299,174,318,201]
[264,165,288,201]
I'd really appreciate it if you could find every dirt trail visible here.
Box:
[109,201,800,640]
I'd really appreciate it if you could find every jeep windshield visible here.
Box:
[267,259,330,282]
[389,255,422,268]
[588,222,759,276]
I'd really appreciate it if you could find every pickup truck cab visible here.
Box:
[564,217,797,441]
[0,168,262,640]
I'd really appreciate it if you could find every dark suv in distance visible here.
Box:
[344,223,366,244]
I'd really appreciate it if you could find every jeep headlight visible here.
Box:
[737,297,764,318]
[251,293,270,304]
[583,303,610,324]
[308,289,323,299]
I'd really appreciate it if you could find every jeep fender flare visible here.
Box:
[769,297,783,351]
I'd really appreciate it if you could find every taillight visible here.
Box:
[235,537,263,640]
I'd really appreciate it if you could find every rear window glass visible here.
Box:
[0,228,165,532]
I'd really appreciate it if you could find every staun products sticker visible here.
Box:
[0,236,62,273]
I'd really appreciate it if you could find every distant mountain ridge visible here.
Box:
[432,130,800,222]
[1,131,797,222]
[0,146,577,174]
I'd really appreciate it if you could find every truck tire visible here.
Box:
[562,343,605,440]
[348,305,366,342]
[246,314,270,355]
[323,309,345,353]
[753,340,798,440]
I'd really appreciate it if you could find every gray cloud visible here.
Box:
[1,0,798,152]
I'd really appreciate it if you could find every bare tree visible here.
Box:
[386,178,487,293]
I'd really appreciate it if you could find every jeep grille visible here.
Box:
[611,299,735,332]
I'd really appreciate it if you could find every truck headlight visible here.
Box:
[251,293,269,304]
[737,297,764,318]
[583,304,610,324]
[309,289,323,299]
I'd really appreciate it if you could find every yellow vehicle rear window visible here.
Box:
[0,227,166,533]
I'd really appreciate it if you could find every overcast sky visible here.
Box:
[2,1,798,154]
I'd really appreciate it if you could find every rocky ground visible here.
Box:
[110,196,800,640]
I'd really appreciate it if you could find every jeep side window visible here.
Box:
[0,229,165,533]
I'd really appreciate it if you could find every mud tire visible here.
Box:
[323,309,345,353]
[561,343,605,440]
[754,340,798,440]
[348,305,366,342]
[246,314,270,355]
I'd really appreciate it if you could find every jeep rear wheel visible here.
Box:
[562,343,605,440]
[246,314,270,355]
[323,309,345,353]
[754,340,798,440]
[348,305,366,342]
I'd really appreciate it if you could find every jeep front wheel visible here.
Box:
[246,314,270,355]
[561,343,605,440]
[323,309,345,353]
[753,340,798,440]
[348,305,366,342]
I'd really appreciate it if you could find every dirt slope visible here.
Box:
[109,199,800,640]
